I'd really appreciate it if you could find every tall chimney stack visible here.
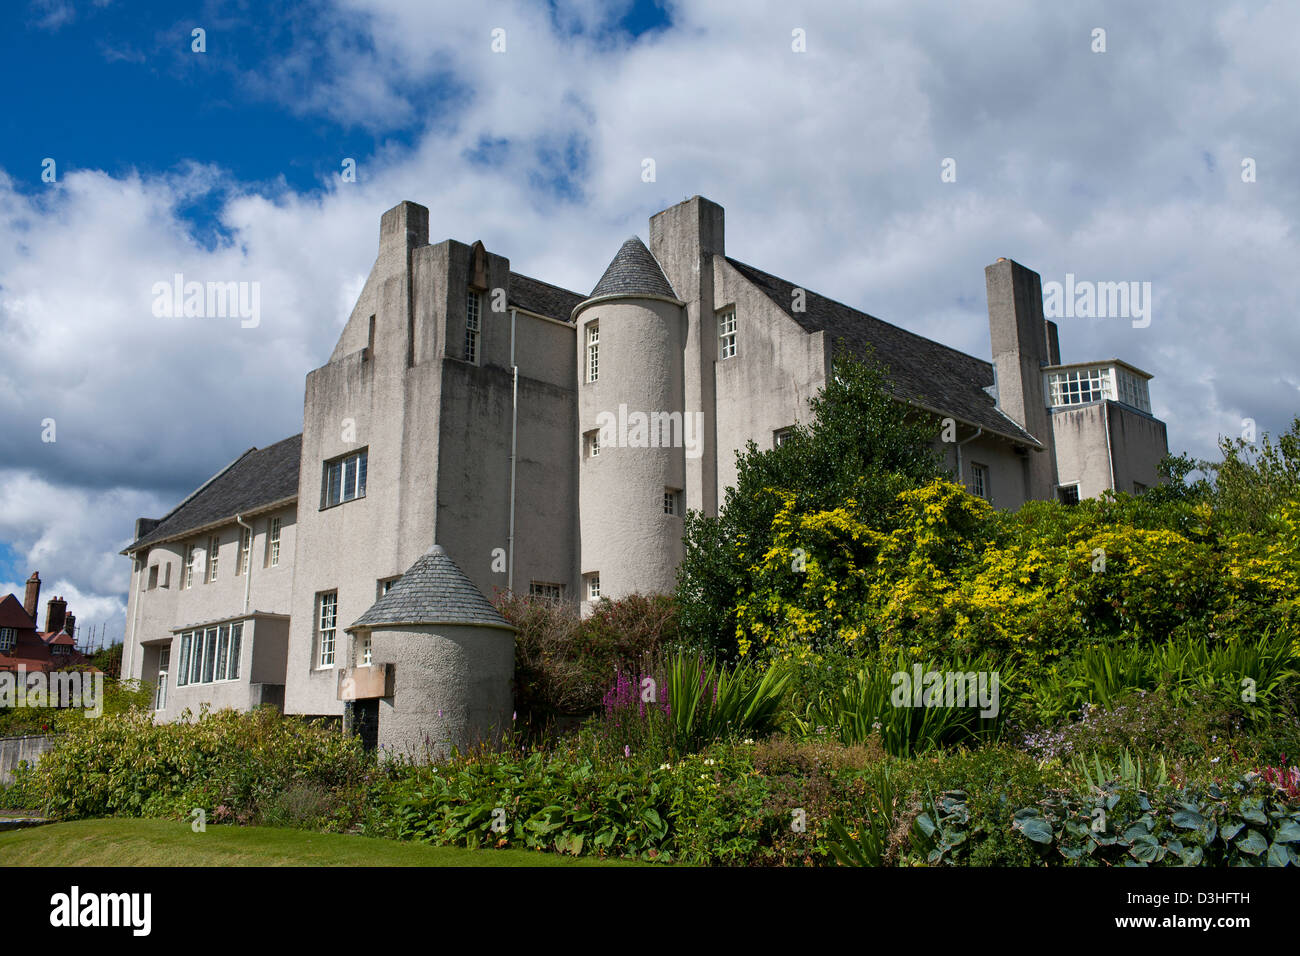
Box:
[44,595,67,634]
[64,613,76,638]
[23,571,41,620]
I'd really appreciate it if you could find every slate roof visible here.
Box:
[725,257,1041,447]
[587,237,678,301]
[124,434,303,553]
[508,272,585,323]
[348,545,515,631]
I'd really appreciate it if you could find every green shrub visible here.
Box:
[27,706,376,829]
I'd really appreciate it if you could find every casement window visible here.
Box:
[464,289,482,364]
[184,544,197,589]
[529,581,563,602]
[155,647,169,710]
[360,634,373,667]
[718,310,737,359]
[322,450,368,508]
[147,565,160,590]
[586,573,601,601]
[1057,484,1081,506]
[663,489,681,516]
[317,591,338,668]
[51,643,69,656]
[237,526,252,575]
[1134,481,1149,495]
[175,623,243,686]
[1046,365,1151,414]
[378,577,399,599]
[269,517,282,567]
[971,463,989,500]
[586,322,599,382]
[206,535,220,583]
[774,427,794,447]
[584,429,600,459]
[0,628,15,652]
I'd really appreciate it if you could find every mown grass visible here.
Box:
[0,818,650,867]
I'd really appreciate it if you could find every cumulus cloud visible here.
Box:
[2,0,1298,636]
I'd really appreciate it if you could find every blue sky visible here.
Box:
[1,0,1297,643]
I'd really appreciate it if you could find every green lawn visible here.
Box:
[0,818,648,867]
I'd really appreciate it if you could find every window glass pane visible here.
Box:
[190,632,204,685]
[177,635,191,686]
[357,452,367,497]
[202,628,218,683]
[228,623,242,680]
[215,625,229,681]
[343,456,356,502]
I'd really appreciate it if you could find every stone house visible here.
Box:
[120,195,1168,755]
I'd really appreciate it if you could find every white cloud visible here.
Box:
[3,0,1299,624]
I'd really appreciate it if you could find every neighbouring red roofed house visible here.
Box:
[0,572,94,676]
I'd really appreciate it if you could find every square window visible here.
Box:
[718,310,737,359]
[323,450,368,508]
[774,427,794,448]
[663,489,680,516]
[1057,484,1081,506]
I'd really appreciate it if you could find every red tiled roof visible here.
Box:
[0,593,37,630]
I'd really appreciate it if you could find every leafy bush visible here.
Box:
[26,706,377,829]
[500,591,680,729]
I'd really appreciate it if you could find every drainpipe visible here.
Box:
[955,426,984,490]
[507,308,519,594]
[1103,402,1117,495]
[235,514,253,614]
[126,557,143,680]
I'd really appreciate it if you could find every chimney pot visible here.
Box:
[44,595,67,634]
[23,571,41,620]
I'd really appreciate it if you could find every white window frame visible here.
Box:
[1057,483,1082,506]
[464,289,482,364]
[184,544,197,589]
[155,646,169,710]
[323,450,368,508]
[237,526,252,576]
[206,535,220,583]
[269,516,282,567]
[586,573,601,601]
[774,427,794,448]
[586,322,599,383]
[663,489,680,516]
[971,463,989,500]
[317,591,338,668]
[584,429,600,459]
[719,310,737,359]
[360,634,373,667]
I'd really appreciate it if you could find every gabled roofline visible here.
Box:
[120,494,297,556]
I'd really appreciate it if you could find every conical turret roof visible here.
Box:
[588,236,677,300]
[348,545,514,631]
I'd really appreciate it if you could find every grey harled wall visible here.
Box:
[650,196,723,518]
[986,258,1057,500]
[371,623,514,762]
[576,297,687,603]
